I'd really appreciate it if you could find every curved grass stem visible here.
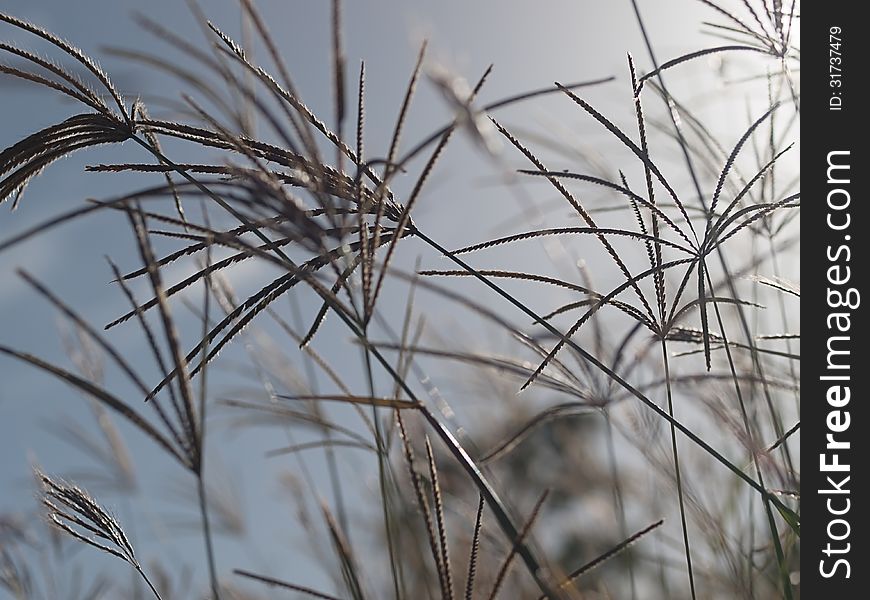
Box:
[136,565,166,600]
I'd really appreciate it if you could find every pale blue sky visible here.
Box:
[1,2,793,598]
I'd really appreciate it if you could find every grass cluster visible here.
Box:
[0,1,799,598]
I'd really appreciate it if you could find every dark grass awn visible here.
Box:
[36,471,164,600]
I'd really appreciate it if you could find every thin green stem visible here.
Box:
[660,338,697,599]
[136,566,165,600]
[197,474,221,600]
[361,340,403,600]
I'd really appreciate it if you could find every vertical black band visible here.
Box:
[804,2,865,595]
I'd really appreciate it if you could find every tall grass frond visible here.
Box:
[37,471,163,599]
